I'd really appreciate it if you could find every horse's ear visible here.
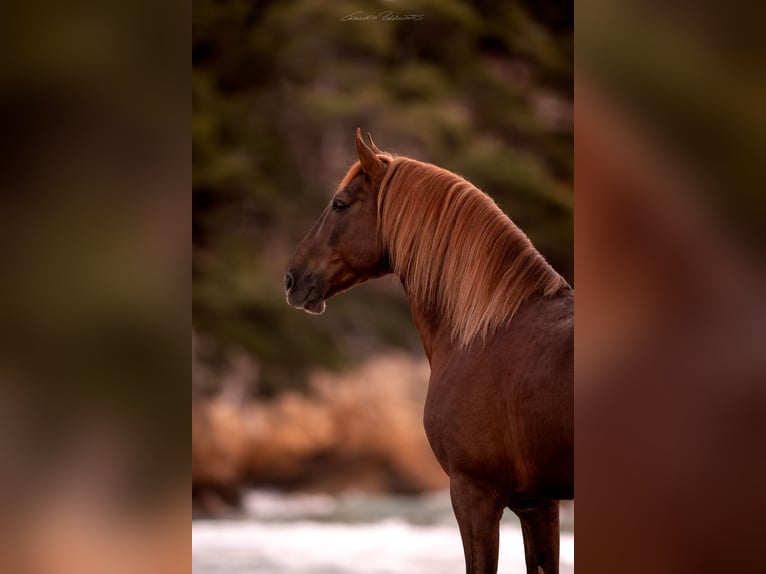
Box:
[356,128,384,177]
[367,132,382,154]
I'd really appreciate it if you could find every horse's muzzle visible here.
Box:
[284,270,326,315]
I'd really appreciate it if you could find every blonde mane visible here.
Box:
[376,156,568,347]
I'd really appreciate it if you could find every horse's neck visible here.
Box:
[400,278,454,364]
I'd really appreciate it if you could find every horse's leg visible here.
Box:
[513,501,560,574]
[450,477,503,574]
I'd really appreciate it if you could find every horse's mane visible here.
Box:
[372,156,569,348]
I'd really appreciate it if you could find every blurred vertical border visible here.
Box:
[577,0,766,572]
[0,1,189,573]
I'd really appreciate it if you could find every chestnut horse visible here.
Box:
[285,129,573,574]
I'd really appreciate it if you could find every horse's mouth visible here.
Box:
[286,287,326,315]
[301,295,326,315]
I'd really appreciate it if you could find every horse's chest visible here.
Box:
[422,370,512,480]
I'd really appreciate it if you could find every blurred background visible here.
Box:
[192,1,573,572]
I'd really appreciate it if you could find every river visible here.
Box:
[193,490,574,574]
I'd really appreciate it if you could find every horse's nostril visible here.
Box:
[284,272,294,291]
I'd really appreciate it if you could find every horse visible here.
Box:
[285,129,573,574]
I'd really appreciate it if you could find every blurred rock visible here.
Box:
[192,351,447,514]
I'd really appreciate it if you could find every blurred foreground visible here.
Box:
[193,490,574,574]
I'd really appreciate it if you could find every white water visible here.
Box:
[193,491,574,574]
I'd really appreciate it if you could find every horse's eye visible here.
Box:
[332,199,348,212]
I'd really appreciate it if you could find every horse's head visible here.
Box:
[285,129,390,314]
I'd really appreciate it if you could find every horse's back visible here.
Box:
[424,290,573,502]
